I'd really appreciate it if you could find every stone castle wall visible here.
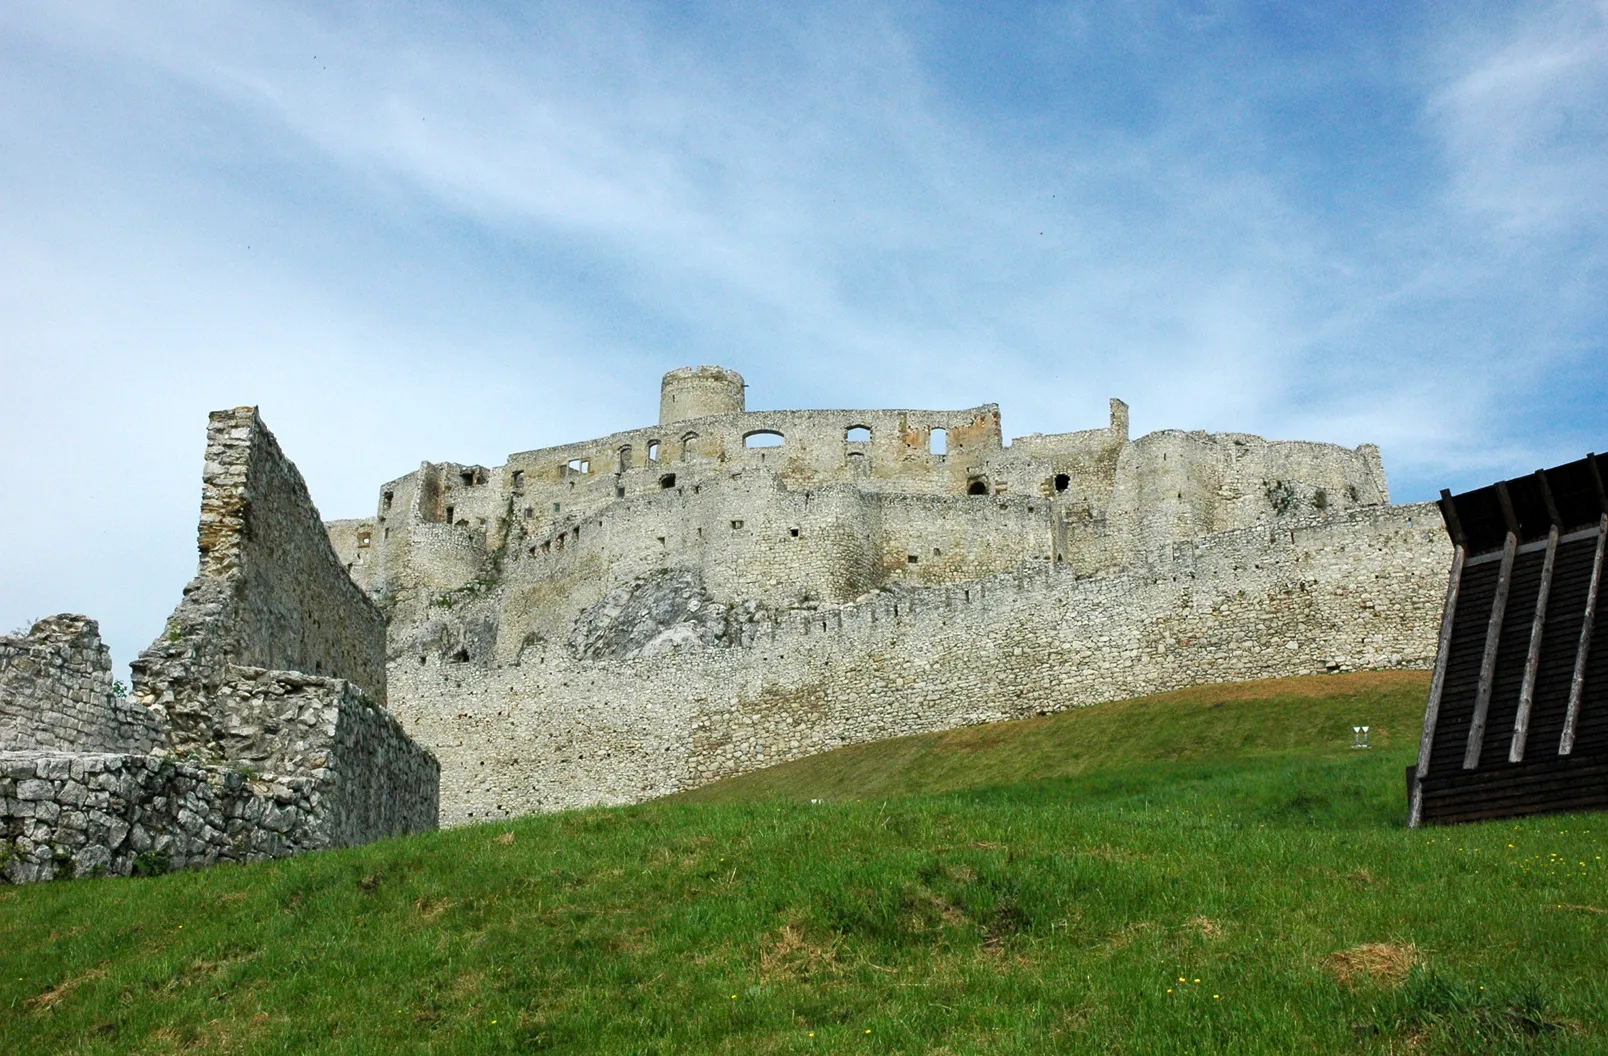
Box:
[319,368,1445,825]
[2,409,437,883]
[136,407,392,755]
[0,617,163,756]
[385,501,1450,826]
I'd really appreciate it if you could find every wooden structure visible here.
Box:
[1410,453,1608,826]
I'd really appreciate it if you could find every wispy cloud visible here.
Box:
[1,1,1604,671]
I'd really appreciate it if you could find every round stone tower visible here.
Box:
[659,366,745,425]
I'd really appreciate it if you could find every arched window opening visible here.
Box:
[618,446,632,472]
[845,425,871,442]
[647,441,660,462]
[745,430,785,449]
[680,433,699,460]
[660,473,677,489]
[930,427,948,455]
[1054,473,1070,492]
[967,480,989,496]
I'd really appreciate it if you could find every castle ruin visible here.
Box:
[326,367,1454,826]
[1,409,438,883]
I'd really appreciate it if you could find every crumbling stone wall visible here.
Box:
[1,408,438,884]
[0,616,161,755]
[136,406,390,754]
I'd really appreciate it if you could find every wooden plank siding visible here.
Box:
[1410,454,1608,826]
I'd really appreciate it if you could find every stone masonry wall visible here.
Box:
[0,616,162,755]
[387,501,1451,825]
[1,407,438,884]
[1,752,326,884]
[0,666,438,884]
[136,406,390,755]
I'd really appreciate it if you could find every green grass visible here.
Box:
[3,672,1605,1054]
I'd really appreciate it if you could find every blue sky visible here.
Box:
[2,0,1605,674]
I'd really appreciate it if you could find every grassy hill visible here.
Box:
[4,671,1606,1054]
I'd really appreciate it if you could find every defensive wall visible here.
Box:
[321,369,1446,826]
[384,501,1448,825]
[1,410,437,883]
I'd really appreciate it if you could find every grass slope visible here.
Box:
[1,673,1604,1055]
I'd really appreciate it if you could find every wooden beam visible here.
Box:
[1410,543,1466,828]
[1509,524,1558,762]
[1496,480,1521,536]
[1560,514,1607,756]
[1589,454,1607,514]
[1465,529,1518,769]
[1537,468,1563,529]
[1439,489,1467,548]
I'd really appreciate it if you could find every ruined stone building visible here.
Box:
[1,410,437,883]
[326,367,1454,826]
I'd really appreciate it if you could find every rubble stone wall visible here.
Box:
[2,408,439,884]
[0,616,162,755]
[0,752,324,884]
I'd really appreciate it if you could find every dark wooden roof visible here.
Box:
[1410,453,1608,826]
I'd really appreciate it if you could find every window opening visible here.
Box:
[660,473,677,489]
[618,446,632,472]
[511,470,524,490]
[967,480,988,496]
[744,430,784,449]
[1054,473,1070,492]
[789,528,799,538]
[647,441,660,462]
[383,491,394,511]
[553,502,561,512]
[731,520,744,530]
[680,433,699,460]
[616,486,626,498]
[358,532,371,547]
[907,554,919,564]
[845,425,871,442]
[929,428,947,455]
[566,458,590,474]
[445,505,455,523]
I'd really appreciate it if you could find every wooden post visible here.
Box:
[1509,524,1558,761]
[1559,514,1607,756]
[1465,523,1517,770]
[1410,543,1466,827]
